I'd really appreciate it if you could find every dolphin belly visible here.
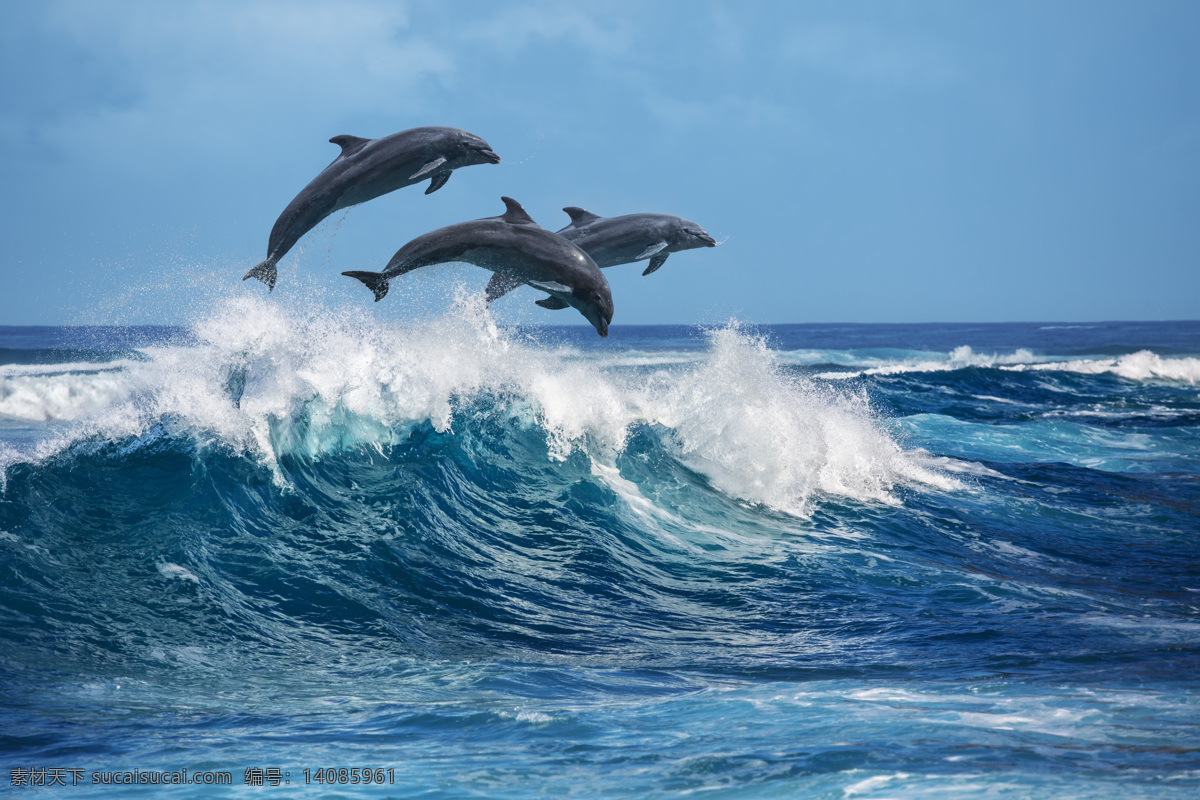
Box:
[332,164,425,210]
[267,165,423,258]
[565,239,655,269]
[265,187,351,261]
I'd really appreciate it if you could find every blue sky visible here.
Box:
[1,0,1197,326]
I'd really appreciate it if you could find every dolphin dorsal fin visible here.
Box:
[329,135,371,157]
[563,207,601,227]
[500,197,537,225]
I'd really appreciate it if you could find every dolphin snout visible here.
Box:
[477,147,501,164]
[587,309,610,338]
[697,232,717,247]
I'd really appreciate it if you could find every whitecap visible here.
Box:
[817,345,1045,379]
[1005,351,1200,384]
[2,294,957,516]
[157,562,200,583]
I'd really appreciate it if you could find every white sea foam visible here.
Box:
[642,326,959,515]
[908,452,1007,479]
[0,359,141,378]
[0,295,957,516]
[157,562,200,583]
[843,772,913,796]
[985,540,1051,562]
[1004,351,1200,384]
[813,344,1200,385]
[816,346,1042,379]
[0,368,140,422]
[838,685,1111,742]
[588,458,699,551]
[1075,613,1200,643]
[572,351,704,368]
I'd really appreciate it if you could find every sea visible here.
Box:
[1,297,1198,797]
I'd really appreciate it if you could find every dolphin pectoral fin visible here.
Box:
[425,171,452,195]
[535,295,570,310]
[410,156,448,180]
[243,258,278,291]
[528,280,572,295]
[642,253,669,276]
[342,270,390,302]
[485,272,522,304]
[635,241,669,261]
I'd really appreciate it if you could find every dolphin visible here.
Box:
[484,208,716,305]
[244,126,501,290]
[343,197,614,337]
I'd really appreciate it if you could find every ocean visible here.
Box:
[1,297,1198,797]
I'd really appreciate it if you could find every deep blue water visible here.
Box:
[2,303,1199,797]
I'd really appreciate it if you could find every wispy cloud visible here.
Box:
[781,23,960,88]
[456,2,637,57]
[5,0,454,167]
[640,91,800,138]
[3,0,658,170]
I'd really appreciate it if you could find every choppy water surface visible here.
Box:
[2,301,1198,797]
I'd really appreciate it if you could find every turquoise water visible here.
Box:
[2,301,1198,797]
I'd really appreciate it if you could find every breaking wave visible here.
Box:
[816,345,1200,384]
[1005,350,1200,384]
[0,294,951,516]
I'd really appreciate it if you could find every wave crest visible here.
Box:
[1,296,950,514]
[1005,350,1200,384]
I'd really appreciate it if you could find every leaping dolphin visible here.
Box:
[244,126,501,290]
[343,198,614,337]
[484,208,716,305]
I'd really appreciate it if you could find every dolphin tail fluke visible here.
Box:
[342,271,390,302]
[243,258,278,291]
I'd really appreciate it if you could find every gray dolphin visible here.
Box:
[343,197,614,337]
[484,208,716,304]
[244,126,501,290]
